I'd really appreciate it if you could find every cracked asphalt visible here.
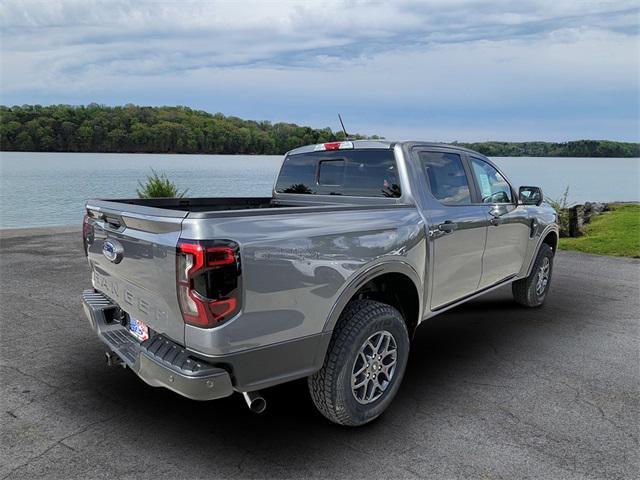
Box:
[1,228,638,479]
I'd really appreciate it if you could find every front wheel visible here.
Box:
[512,243,554,307]
[308,299,410,426]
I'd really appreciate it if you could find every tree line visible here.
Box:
[455,140,640,158]
[1,104,638,157]
[0,104,369,155]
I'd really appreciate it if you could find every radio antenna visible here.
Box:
[338,114,350,140]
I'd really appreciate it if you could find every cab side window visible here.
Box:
[470,158,513,204]
[419,151,471,205]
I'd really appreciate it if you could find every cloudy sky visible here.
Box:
[1,0,638,141]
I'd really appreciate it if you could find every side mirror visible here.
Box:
[519,186,543,206]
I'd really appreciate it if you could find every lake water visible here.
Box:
[0,152,638,229]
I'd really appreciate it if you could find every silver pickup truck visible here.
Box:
[82,140,558,426]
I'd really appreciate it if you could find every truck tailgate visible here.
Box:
[85,200,187,344]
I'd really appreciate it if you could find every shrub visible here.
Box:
[547,185,574,237]
[136,169,188,198]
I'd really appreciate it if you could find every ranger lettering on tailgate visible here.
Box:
[92,270,168,324]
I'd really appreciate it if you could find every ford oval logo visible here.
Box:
[102,239,124,264]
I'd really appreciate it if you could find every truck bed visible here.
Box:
[87,196,407,221]
[100,196,279,212]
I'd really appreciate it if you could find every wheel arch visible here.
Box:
[524,225,559,277]
[542,230,558,254]
[323,261,423,339]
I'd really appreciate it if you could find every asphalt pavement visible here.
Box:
[1,229,638,479]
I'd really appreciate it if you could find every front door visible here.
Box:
[417,150,488,309]
[467,156,531,288]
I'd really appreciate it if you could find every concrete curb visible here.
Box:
[0,225,80,240]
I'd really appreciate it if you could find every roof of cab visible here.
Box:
[286,140,393,156]
[286,140,486,158]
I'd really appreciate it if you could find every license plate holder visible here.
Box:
[128,316,149,342]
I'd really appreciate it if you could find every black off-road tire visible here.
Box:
[308,299,410,426]
[512,243,554,307]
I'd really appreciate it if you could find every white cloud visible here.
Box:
[0,0,638,140]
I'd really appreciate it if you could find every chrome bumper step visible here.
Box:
[83,289,234,401]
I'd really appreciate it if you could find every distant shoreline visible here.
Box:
[2,105,639,158]
[1,150,639,159]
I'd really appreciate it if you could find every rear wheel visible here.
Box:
[512,243,554,307]
[308,299,410,426]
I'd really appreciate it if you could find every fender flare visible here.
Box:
[524,225,559,277]
[322,259,423,334]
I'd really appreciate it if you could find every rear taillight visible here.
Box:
[176,240,241,328]
[82,213,94,257]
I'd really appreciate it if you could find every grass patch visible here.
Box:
[559,204,640,258]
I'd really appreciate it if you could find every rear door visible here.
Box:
[85,200,187,344]
[416,149,488,309]
[466,156,531,288]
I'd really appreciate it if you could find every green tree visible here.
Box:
[1,104,638,157]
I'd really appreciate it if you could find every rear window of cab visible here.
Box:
[275,150,401,198]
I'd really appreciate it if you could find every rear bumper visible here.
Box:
[83,290,233,401]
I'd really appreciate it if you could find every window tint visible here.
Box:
[275,150,401,198]
[470,158,513,203]
[318,160,344,185]
[419,152,471,205]
[275,154,317,194]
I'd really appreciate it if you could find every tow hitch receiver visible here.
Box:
[105,351,126,368]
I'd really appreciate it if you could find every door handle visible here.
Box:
[489,207,505,226]
[438,221,458,233]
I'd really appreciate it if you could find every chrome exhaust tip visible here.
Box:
[242,391,266,414]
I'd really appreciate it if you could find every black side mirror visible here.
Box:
[519,186,543,206]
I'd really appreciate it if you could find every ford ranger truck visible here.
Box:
[82,140,558,426]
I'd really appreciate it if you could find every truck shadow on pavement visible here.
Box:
[87,286,525,432]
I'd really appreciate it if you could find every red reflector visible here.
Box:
[82,213,90,234]
[324,142,341,151]
[82,213,93,256]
